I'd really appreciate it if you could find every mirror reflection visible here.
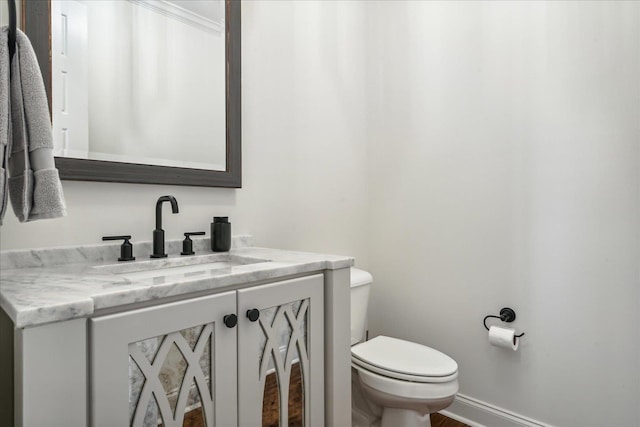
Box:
[51,0,226,171]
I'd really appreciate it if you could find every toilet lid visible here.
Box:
[351,336,458,379]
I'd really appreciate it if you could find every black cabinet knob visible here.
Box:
[246,309,260,322]
[223,314,237,328]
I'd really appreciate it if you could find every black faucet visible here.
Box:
[151,195,179,258]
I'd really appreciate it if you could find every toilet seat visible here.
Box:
[352,356,458,383]
[353,363,459,401]
[351,336,458,383]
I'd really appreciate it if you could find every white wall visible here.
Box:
[0,1,371,270]
[1,1,639,426]
[366,2,639,426]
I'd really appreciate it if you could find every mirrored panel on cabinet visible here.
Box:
[129,324,213,426]
[237,275,324,427]
[90,291,237,427]
[259,299,308,427]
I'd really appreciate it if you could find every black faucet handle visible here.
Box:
[102,235,132,241]
[181,232,206,256]
[102,235,136,262]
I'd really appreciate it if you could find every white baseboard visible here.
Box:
[440,394,553,427]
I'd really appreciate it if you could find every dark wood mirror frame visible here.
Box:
[23,0,241,188]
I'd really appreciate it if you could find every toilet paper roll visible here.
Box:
[488,325,519,351]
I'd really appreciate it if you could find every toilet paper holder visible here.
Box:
[483,307,525,338]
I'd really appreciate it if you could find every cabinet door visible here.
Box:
[238,274,324,427]
[90,291,237,427]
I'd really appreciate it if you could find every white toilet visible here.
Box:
[350,268,459,427]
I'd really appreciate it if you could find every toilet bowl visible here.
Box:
[350,269,459,427]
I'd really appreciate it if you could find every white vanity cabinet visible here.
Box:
[1,244,352,427]
[90,274,325,427]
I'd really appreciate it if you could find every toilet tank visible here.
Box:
[350,268,373,345]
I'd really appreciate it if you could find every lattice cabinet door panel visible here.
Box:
[90,291,238,427]
[237,274,325,427]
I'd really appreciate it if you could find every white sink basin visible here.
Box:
[94,253,270,280]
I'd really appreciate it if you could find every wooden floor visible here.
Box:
[181,361,468,427]
[183,412,466,427]
[432,413,470,427]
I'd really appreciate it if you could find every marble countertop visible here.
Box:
[0,236,353,328]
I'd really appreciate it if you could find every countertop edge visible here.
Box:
[1,246,354,329]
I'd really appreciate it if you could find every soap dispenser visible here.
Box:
[211,217,231,252]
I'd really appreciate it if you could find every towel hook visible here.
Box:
[483,307,525,338]
[7,0,16,59]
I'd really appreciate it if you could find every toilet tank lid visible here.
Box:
[351,268,373,288]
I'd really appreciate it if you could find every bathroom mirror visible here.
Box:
[23,0,241,187]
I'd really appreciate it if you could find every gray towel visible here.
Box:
[0,29,9,223]
[0,27,66,225]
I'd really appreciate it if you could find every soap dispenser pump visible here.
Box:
[211,217,231,252]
